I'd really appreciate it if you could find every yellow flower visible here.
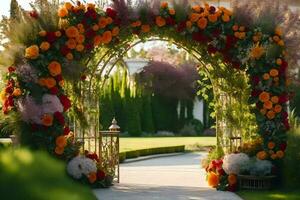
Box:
[250,45,265,59]
[25,45,39,59]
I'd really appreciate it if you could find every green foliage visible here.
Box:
[126,97,142,136]
[141,94,155,133]
[0,148,97,200]
[289,84,300,118]
[282,128,300,189]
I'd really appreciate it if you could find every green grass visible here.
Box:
[120,136,216,152]
[238,190,300,200]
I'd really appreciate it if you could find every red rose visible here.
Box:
[114,18,122,26]
[279,94,288,104]
[85,29,96,39]
[5,87,13,94]
[85,43,93,51]
[56,75,63,82]
[217,168,225,176]
[60,45,71,56]
[50,87,59,95]
[166,17,176,26]
[59,95,71,111]
[207,45,217,54]
[46,32,57,43]
[232,61,241,69]
[279,142,287,151]
[54,112,65,125]
[7,96,14,106]
[226,35,238,48]
[8,66,16,73]
[251,90,261,97]
[252,76,260,85]
[31,123,39,131]
[81,75,87,81]
[63,126,70,135]
[176,21,186,32]
[29,11,39,19]
[212,29,221,38]
[227,184,237,192]
[192,32,209,43]
[279,60,288,75]
[106,8,117,18]
[97,170,106,180]
[283,119,290,130]
[281,111,288,119]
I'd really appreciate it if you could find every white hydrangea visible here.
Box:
[42,94,63,114]
[223,153,250,175]
[67,156,97,179]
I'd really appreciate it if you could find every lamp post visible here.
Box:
[109,118,120,131]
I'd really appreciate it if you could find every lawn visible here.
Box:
[120,136,216,152]
[238,190,300,200]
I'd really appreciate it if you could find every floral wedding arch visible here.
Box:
[0,0,294,188]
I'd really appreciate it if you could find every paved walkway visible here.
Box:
[94,152,243,200]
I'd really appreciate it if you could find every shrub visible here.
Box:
[0,148,96,200]
[282,128,300,189]
[179,119,204,136]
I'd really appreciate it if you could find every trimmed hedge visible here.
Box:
[0,138,12,149]
[119,145,185,163]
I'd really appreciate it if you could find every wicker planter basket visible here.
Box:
[238,175,276,190]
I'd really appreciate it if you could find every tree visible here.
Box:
[141,93,155,133]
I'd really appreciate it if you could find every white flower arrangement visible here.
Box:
[223,153,250,175]
[67,156,97,179]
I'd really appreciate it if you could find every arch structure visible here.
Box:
[1,1,291,188]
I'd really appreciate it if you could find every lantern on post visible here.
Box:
[109,118,120,132]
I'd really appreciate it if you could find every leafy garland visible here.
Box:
[0,1,291,187]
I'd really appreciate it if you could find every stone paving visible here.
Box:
[94,152,243,200]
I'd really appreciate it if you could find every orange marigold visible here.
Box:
[268,141,275,149]
[266,110,276,120]
[222,14,230,22]
[48,61,62,77]
[271,96,279,104]
[94,35,103,46]
[260,108,267,115]
[131,21,142,27]
[274,104,282,113]
[256,151,268,160]
[228,174,237,186]
[66,53,73,60]
[276,150,284,159]
[161,2,168,8]
[55,146,64,155]
[275,27,283,36]
[76,44,85,52]
[66,39,77,49]
[65,26,79,38]
[141,25,150,33]
[64,2,73,10]
[98,17,107,29]
[40,41,50,51]
[39,30,47,37]
[106,17,113,25]
[232,25,239,31]
[208,14,218,23]
[156,16,166,27]
[263,73,270,80]
[276,58,282,65]
[207,172,219,188]
[12,88,22,96]
[58,7,68,18]
[76,34,85,44]
[271,154,277,160]
[270,69,279,77]
[39,77,56,89]
[192,5,201,12]
[169,9,176,15]
[263,101,273,110]
[42,114,53,127]
[250,45,265,59]
[56,135,67,148]
[88,172,97,183]
[92,24,99,31]
[25,45,39,59]
[186,21,192,29]
[102,31,112,44]
[259,91,270,103]
[55,31,62,37]
[112,27,120,36]
[197,17,208,29]
[190,13,201,22]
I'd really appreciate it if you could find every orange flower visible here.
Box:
[263,101,273,110]
[39,77,56,89]
[25,45,39,59]
[156,16,166,27]
[197,17,208,29]
[56,135,67,148]
[186,21,192,29]
[274,104,282,113]
[228,174,237,186]
[192,5,201,12]
[102,31,112,44]
[55,146,64,155]
[98,17,107,29]
[161,2,168,8]
[106,17,113,25]
[268,141,275,149]
[222,7,232,16]
[278,40,284,46]
[232,25,239,31]
[222,14,230,22]
[263,73,270,80]
[94,35,103,46]
[55,31,62,37]
[66,39,77,49]
[40,42,50,51]
[275,27,283,36]
[169,9,176,15]
[271,96,279,104]
[260,108,267,115]
[58,7,68,18]
[208,14,218,23]
[39,30,47,37]
[131,21,142,27]
[112,27,120,36]
[42,114,53,126]
[256,151,268,160]
[66,53,73,60]
[271,154,277,160]
[88,172,97,183]
[190,13,201,22]
[267,110,276,120]
[207,172,219,187]
[259,91,270,102]
[48,61,62,77]
[92,24,99,31]
[276,58,282,65]
[76,34,85,44]
[141,25,150,33]
[76,44,84,52]
[77,23,84,30]
[238,32,246,39]
[12,88,22,96]
[64,2,73,10]
[276,150,284,158]
[250,45,265,59]
[65,26,79,38]
[270,69,279,77]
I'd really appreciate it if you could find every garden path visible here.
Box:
[93,152,243,200]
